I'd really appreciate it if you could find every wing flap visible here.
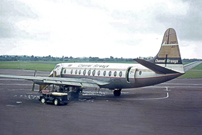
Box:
[43,80,82,86]
[81,83,100,88]
[43,80,100,88]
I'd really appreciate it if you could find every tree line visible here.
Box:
[0,55,201,63]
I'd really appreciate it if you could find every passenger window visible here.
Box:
[103,71,106,76]
[75,70,77,74]
[83,70,86,75]
[63,69,66,74]
[98,71,100,76]
[71,69,73,74]
[114,71,117,77]
[119,71,122,77]
[79,70,81,75]
[92,70,96,76]
[139,71,142,75]
[109,71,112,76]
[88,70,91,76]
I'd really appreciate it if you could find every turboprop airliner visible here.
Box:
[0,28,201,98]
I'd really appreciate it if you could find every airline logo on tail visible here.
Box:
[155,59,180,64]
[151,28,182,65]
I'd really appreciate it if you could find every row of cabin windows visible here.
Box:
[64,69,123,77]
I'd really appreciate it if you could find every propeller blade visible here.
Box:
[32,83,35,92]
[34,69,37,76]
[32,69,37,92]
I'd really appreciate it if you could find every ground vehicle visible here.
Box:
[40,90,68,106]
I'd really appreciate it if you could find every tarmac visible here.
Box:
[0,69,202,135]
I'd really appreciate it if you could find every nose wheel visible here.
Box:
[113,89,121,96]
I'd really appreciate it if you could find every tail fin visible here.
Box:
[151,28,182,64]
[150,28,184,73]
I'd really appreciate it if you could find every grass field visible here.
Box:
[179,63,202,78]
[179,71,202,78]
[0,61,55,71]
[0,61,201,78]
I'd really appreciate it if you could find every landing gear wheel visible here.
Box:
[114,89,121,97]
[54,99,59,106]
[41,97,46,104]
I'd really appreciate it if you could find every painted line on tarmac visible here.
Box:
[82,88,170,101]
[0,83,31,85]
[161,83,202,86]
[82,91,129,96]
[122,87,170,101]
[13,94,40,100]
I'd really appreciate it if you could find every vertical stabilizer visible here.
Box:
[150,28,184,73]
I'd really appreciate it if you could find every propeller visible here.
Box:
[31,69,37,92]
[39,71,53,91]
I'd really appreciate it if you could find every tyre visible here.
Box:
[41,97,46,104]
[54,99,59,106]
[114,90,121,96]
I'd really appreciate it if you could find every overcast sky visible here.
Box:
[0,0,202,58]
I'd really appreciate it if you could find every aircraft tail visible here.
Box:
[135,28,185,74]
[150,28,184,73]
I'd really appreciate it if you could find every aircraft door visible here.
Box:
[133,68,137,83]
[126,67,137,83]
[126,67,133,83]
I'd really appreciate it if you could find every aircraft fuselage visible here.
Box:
[51,63,182,90]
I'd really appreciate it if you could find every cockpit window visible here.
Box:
[54,65,61,69]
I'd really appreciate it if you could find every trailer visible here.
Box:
[39,90,68,106]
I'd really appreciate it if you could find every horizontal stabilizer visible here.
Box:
[183,61,202,72]
[134,59,178,74]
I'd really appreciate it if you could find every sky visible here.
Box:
[0,0,202,59]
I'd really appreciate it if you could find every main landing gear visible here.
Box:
[113,89,122,97]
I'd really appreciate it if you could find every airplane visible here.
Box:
[0,28,201,100]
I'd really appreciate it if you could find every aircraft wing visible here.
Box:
[0,75,108,89]
[183,61,202,72]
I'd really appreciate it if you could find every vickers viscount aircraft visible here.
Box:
[0,28,201,99]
